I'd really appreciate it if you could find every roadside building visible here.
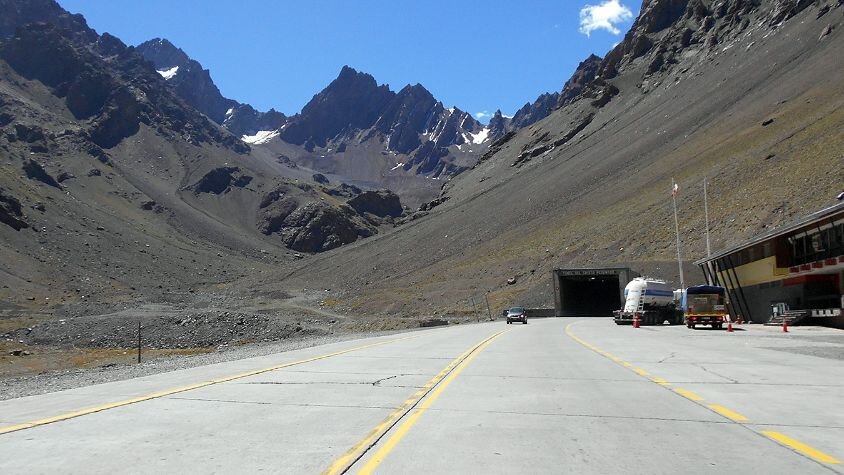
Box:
[695,202,844,326]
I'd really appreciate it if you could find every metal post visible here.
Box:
[137,320,142,364]
[672,179,686,291]
[485,293,493,321]
[704,177,712,259]
[471,297,479,322]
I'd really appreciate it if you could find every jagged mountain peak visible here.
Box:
[0,0,94,41]
[135,37,191,69]
[558,53,603,108]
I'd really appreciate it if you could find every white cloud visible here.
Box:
[579,0,633,37]
[474,111,491,120]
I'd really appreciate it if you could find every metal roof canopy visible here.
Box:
[695,201,844,265]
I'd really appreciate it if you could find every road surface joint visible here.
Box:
[0,333,424,436]
[565,321,842,466]
[323,329,509,475]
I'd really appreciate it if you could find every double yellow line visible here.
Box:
[0,334,422,436]
[324,330,507,475]
[565,322,841,465]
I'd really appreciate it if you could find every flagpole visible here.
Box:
[704,177,711,258]
[672,178,685,291]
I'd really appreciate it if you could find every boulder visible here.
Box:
[0,188,28,230]
[347,190,403,218]
[279,202,373,252]
[192,167,252,194]
[22,159,61,189]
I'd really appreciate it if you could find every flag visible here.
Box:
[672,183,679,197]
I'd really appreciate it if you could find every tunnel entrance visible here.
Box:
[553,268,639,317]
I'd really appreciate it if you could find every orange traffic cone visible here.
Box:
[782,319,789,333]
[727,321,733,332]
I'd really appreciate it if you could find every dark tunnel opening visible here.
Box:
[553,268,639,317]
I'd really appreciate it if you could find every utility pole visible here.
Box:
[471,297,480,322]
[137,320,142,364]
[672,179,686,291]
[704,177,712,258]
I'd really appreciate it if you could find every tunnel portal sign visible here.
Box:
[559,269,621,276]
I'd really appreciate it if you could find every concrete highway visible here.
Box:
[1,318,842,474]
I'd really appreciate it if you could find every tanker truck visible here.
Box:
[613,277,684,325]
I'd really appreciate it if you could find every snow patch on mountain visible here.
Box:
[241,130,279,145]
[470,127,490,144]
[156,66,179,80]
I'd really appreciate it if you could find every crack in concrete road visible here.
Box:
[167,397,399,410]
[238,374,414,387]
[697,364,740,383]
[424,407,844,430]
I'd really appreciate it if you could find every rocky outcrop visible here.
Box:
[325,183,363,199]
[22,159,61,189]
[222,104,286,137]
[558,54,602,107]
[192,167,253,194]
[509,92,561,131]
[0,187,28,230]
[487,110,510,137]
[279,202,374,252]
[258,189,300,235]
[347,190,403,218]
[487,54,603,140]
[594,0,820,82]
[0,0,94,41]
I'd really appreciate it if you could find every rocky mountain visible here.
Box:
[0,0,415,332]
[134,40,486,203]
[135,38,286,137]
[275,0,844,319]
[486,53,603,138]
[275,66,489,178]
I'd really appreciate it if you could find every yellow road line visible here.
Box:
[762,431,842,464]
[322,330,506,475]
[707,404,748,422]
[0,334,423,436]
[566,323,759,427]
[352,331,506,475]
[674,388,704,401]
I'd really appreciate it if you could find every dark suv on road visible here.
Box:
[506,307,527,324]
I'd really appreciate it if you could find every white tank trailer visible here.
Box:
[613,277,684,325]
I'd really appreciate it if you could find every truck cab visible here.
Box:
[684,285,728,329]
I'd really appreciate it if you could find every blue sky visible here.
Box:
[58,1,639,121]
